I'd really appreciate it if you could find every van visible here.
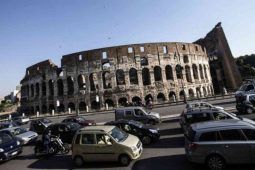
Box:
[115,107,161,125]
[72,125,143,167]
[185,119,255,170]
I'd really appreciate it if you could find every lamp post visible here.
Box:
[174,52,187,103]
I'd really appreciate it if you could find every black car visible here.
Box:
[62,116,96,127]
[105,119,160,145]
[43,122,80,144]
[0,130,22,161]
[29,118,52,134]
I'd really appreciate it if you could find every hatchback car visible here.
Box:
[0,130,22,161]
[185,119,255,170]
[29,118,52,134]
[105,119,160,145]
[6,127,38,145]
[236,93,255,114]
[62,116,96,127]
[72,125,142,167]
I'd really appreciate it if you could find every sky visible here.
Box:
[0,0,255,97]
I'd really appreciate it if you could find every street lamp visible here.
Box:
[174,52,187,103]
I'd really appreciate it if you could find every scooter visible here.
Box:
[34,135,70,157]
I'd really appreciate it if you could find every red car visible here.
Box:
[61,116,96,127]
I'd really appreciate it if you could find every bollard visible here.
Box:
[36,111,39,117]
[86,106,89,112]
[52,109,55,116]
[68,108,71,114]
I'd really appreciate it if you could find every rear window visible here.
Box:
[185,112,211,124]
[74,134,81,144]
[199,131,221,141]
[219,129,245,141]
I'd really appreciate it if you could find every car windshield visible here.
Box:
[239,85,247,91]
[109,127,128,142]
[129,120,144,128]
[140,108,148,115]
[67,123,80,130]
[42,118,51,124]
[13,127,27,135]
[77,117,85,122]
[0,132,14,144]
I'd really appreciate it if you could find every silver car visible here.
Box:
[185,119,255,170]
[186,101,224,111]
[6,127,38,145]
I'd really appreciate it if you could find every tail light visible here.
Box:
[188,143,198,151]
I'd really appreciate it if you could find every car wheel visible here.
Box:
[119,154,130,166]
[206,154,225,170]
[74,156,84,167]
[148,120,155,125]
[142,136,152,145]
[246,108,253,114]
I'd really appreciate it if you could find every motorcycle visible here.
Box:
[34,135,70,157]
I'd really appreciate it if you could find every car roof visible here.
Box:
[79,125,115,133]
[191,119,255,132]
[115,106,144,110]
[106,119,129,124]
[184,108,215,114]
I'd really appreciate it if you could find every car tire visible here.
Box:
[206,154,226,170]
[119,154,130,166]
[74,156,84,167]
[148,120,155,125]
[141,136,152,145]
[246,107,253,114]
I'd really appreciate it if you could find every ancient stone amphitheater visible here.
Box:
[20,42,213,115]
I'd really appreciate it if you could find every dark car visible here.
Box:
[62,116,96,127]
[0,130,22,161]
[0,121,18,130]
[236,93,255,114]
[29,118,52,134]
[105,119,160,145]
[43,122,80,144]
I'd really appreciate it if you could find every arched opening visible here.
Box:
[132,96,142,106]
[57,79,64,96]
[175,65,183,79]
[204,65,208,79]
[105,99,114,108]
[185,65,192,83]
[192,64,198,79]
[142,68,151,85]
[31,84,34,97]
[129,68,138,85]
[183,55,189,63]
[179,90,185,101]
[203,87,207,97]
[42,82,46,96]
[207,86,211,96]
[36,83,40,96]
[48,104,55,113]
[79,102,87,111]
[157,93,166,103]
[189,89,195,100]
[89,73,96,91]
[154,66,162,81]
[169,91,176,102]
[78,75,86,90]
[118,98,128,107]
[165,65,173,80]
[91,101,100,110]
[58,104,65,113]
[140,57,148,66]
[116,69,125,85]
[102,71,112,89]
[48,80,54,96]
[67,76,74,95]
[196,87,201,98]
[145,94,153,103]
[42,105,47,114]
[68,102,75,113]
[199,64,204,79]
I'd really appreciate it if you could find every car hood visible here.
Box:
[214,106,224,110]
[120,134,140,147]
[147,112,160,119]
[16,131,38,139]
[0,139,19,152]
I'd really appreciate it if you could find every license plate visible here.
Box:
[11,151,17,156]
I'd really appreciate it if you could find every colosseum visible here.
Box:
[20,42,213,116]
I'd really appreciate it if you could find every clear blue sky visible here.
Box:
[0,0,255,97]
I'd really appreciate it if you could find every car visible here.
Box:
[0,130,22,161]
[5,127,38,145]
[43,122,81,144]
[235,79,255,96]
[185,101,224,111]
[62,116,96,127]
[115,106,161,125]
[185,119,255,170]
[0,121,18,130]
[12,116,30,125]
[72,125,143,167]
[179,107,255,134]
[29,118,52,134]
[236,93,255,114]
[105,119,160,145]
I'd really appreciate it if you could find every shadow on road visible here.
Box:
[144,136,184,148]
[159,127,182,136]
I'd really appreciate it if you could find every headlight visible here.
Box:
[17,141,21,145]
[149,129,158,133]
[0,148,4,152]
[131,146,137,152]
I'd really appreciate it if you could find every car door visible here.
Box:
[80,133,97,161]
[134,109,147,123]
[219,129,251,163]
[241,129,255,162]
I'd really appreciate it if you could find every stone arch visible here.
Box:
[132,96,142,105]
[175,65,182,79]
[48,80,54,96]
[57,79,64,96]
[116,69,125,85]
[185,65,192,83]
[179,90,185,101]
[78,75,86,90]
[204,65,208,79]
[79,102,87,111]
[183,55,189,63]
[68,102,75,113]
[105,99,114,108]
[67,76,74,95]
[165,65,173,80]
[142,68,151,85]
[102,71,112,89]
[189,89,195,100]
[36,83,40,96]
[140,57,148,66]
[42,105,47,114]
[154,66,162,81]
[169,91,176,102]
[157,93,166,103]
[91,100,100,110]
[129,68,138,85]
[118,97,128,107]
[199,64,204,79]
[48,104,55,113]
[192,64,198,79]
[145,94,153,102]
[31,84,34,97]
[41,82,46,96]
